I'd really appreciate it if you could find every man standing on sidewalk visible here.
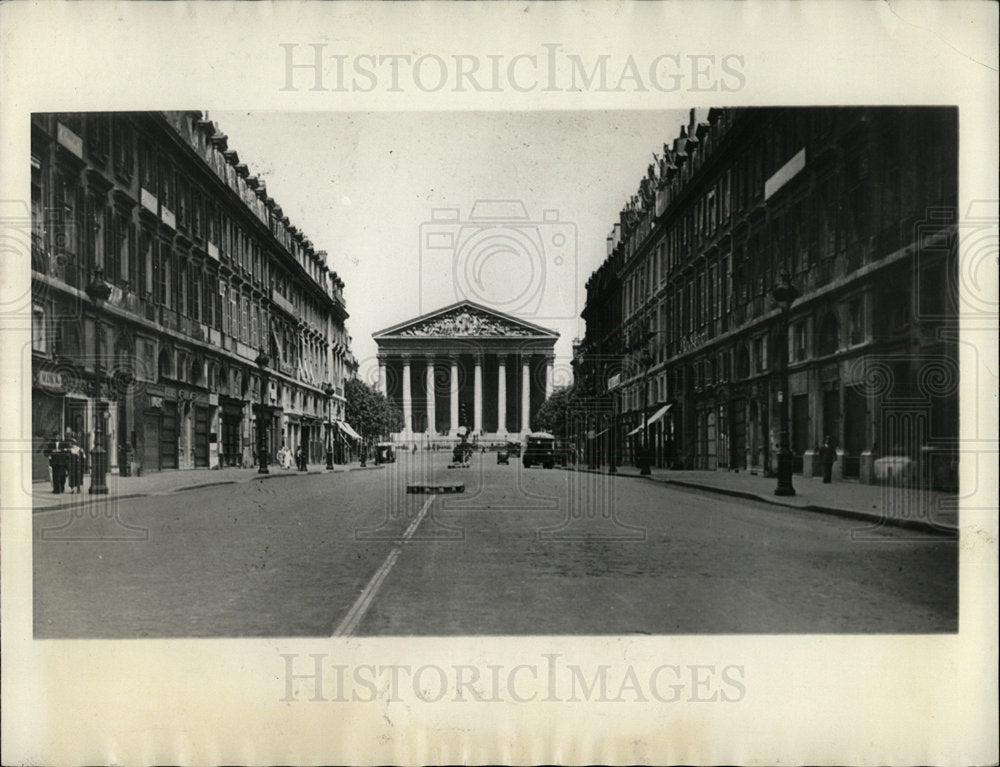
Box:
[820,436,837,484]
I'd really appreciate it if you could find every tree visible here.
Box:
[533,384,583,439]
[345,378,404,444]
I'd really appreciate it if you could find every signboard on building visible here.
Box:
[764,148,806,200]
[36,369,66,392]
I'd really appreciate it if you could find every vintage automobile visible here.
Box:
[506,441,522,458]
[521,432,556,469]
[496,447,510,464]
[374,442,396,464]
[452,441,474,463]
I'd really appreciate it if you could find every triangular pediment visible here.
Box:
[373,301,558,340]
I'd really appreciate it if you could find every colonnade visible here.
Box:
[377,352,555,438]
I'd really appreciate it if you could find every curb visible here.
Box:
[32,493,149,514]
[560,466,958,537]
[32,467,345,512]
[173,480,238,492]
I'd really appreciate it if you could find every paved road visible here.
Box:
[33,453,958,637]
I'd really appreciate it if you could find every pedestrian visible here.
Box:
[295,445,306,471]
[820,435,837,484]
[43,432,61,492]
[278,441,292,470]
[48,436,69,494]
[66,438,87,494]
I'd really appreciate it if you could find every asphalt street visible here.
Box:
[33,453,958,637]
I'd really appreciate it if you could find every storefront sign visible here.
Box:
[36,369,65,392]
[149,396,163,409]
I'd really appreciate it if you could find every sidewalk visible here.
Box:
[31,462,383,512]
[563,463,959,536]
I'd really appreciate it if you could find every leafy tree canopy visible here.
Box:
[533,384,584,438]
[345,378,404,442]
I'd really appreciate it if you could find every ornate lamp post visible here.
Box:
[254,350,270,475]
[323,382,335,470]
[85,268,112,494]
[772,270,800,496]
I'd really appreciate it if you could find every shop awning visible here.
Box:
[625,404,673,437]
[646,403,673,426]
[337,421,362,441]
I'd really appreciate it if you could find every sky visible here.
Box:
[212,110,688,384]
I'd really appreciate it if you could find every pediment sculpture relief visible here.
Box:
[399,309,534,337]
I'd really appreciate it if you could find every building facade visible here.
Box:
[576,107,958,487]
[30,111,353,480]
[373,301,558,446]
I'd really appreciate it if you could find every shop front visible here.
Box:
[31,363,92,482]
[219,396,245,467]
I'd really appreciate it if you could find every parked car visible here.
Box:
[375,442,396,464]
[506,441,521,457]
[521,432,556,469]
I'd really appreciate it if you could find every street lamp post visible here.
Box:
[255,350,270,475]
[639,348,654,475]
[323,382,335,470]
[603,362,618,474]
[85,268,112,495]
[772,270,800,496]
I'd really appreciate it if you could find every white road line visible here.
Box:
[332,494,435,637]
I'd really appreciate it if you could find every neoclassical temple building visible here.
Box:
[373,301,558,445]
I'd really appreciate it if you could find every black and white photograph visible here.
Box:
[2,2,997,766]
[27,107,961,637]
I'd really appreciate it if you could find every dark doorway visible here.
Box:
[843,384,867,478]
[792,393,809,473]
[160,401,178,469]
[194,405,209,468]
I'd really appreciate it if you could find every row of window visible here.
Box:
[617,109,956,331]
[32,156,338,378]
[38,113,339,314]
[617,293,887,413]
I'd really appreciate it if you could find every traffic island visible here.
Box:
[407,483,465,494]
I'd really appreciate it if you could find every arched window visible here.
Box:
[816,312,839,357]
[736,344,750,379]
[57,319,83,359]
[157,348,172,381]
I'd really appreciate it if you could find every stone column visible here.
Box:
[450,357,459,435]
[473,353,483,435]
[401,355,412,436]
[545,355,555,400]
[425,355,436,436]
[521,355,531,434]
[497,354,507,437]
[377,355,387,396]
